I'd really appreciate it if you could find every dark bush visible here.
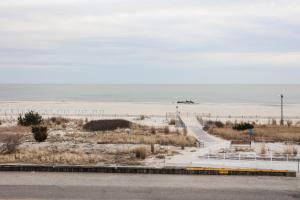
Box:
[232,123,254,131]
[134,146,146,159]
[32,126,48,142]
[150,127,156,135]
[18,111,42,126]
[83,119,132,131]
[163,126,170,134]
[215,121,224,128]
[169,119,176,125]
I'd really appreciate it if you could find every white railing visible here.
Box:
[201,153,300,162]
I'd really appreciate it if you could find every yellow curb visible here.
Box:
[185,167,289,173]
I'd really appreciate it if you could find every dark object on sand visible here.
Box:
[177,100,195,104]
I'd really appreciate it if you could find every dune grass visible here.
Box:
[0,119,194,165]
[67,130,196,147]
[208,125,300,143]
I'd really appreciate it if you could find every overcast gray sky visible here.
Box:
[0,0,300,84]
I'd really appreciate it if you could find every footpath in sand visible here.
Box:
[166,115,230,166]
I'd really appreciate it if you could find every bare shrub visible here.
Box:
[150,127,156,135]
[156,154,165,159]
[287,120,293,127]
[151,143,155,154]
[215,121,224,128]
[178,136,186,150]
[133,146,147,159]
[139,115,145,120]
[283,146,298,156]
[293,147,298,155]
[260,144,267,155]
[50,117,69,125]
[169,119,176,125]
[0,134,21,154]
[163,126,170,134]
[183,128,188,136]
[77,119,84,128]
[83,119,132,131]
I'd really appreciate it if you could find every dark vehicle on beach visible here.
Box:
[177,100,195,104]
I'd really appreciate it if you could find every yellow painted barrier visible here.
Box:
[185,167,291,176]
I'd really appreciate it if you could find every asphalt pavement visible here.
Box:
[0,172,299,200]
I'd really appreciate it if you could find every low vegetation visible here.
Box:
[68,130,196,147]
[32,126,48,142]
[18,111,42,126]
[0,115,196,165]
[283,146,298,156]
[169,119,176,125]
[133,146,147,159]
[0,134,22,154]
[49,117,69,125]
[203,121,224,131]
[206,121,300,143]
[163,126,170,134]
[232,123,254,131]
[83,119,132,131]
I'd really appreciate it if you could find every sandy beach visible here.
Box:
[0,101,300,117]
[0,101,300,120]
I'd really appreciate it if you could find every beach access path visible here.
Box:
[162,116,300,172]
[164,115,230,165]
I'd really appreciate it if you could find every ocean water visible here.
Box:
[0,84,299,104]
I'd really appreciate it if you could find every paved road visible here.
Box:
[0,172,299,200]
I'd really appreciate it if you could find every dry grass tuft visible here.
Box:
[0,134,22,154]
[163,126,170,134]
[283,146,298,156]
[260,144,267,155]
[133,146,147,159]
[49,117,69,125]
[0,126,30,138]
[150,127,156,135]
[169,119,176,125]
[0,147,142,165]
[71,131,197,147]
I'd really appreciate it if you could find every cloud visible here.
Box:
[0,0,300,82]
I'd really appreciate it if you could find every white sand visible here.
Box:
[0,101,300,117]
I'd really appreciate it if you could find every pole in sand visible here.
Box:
[280,94,284,126]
